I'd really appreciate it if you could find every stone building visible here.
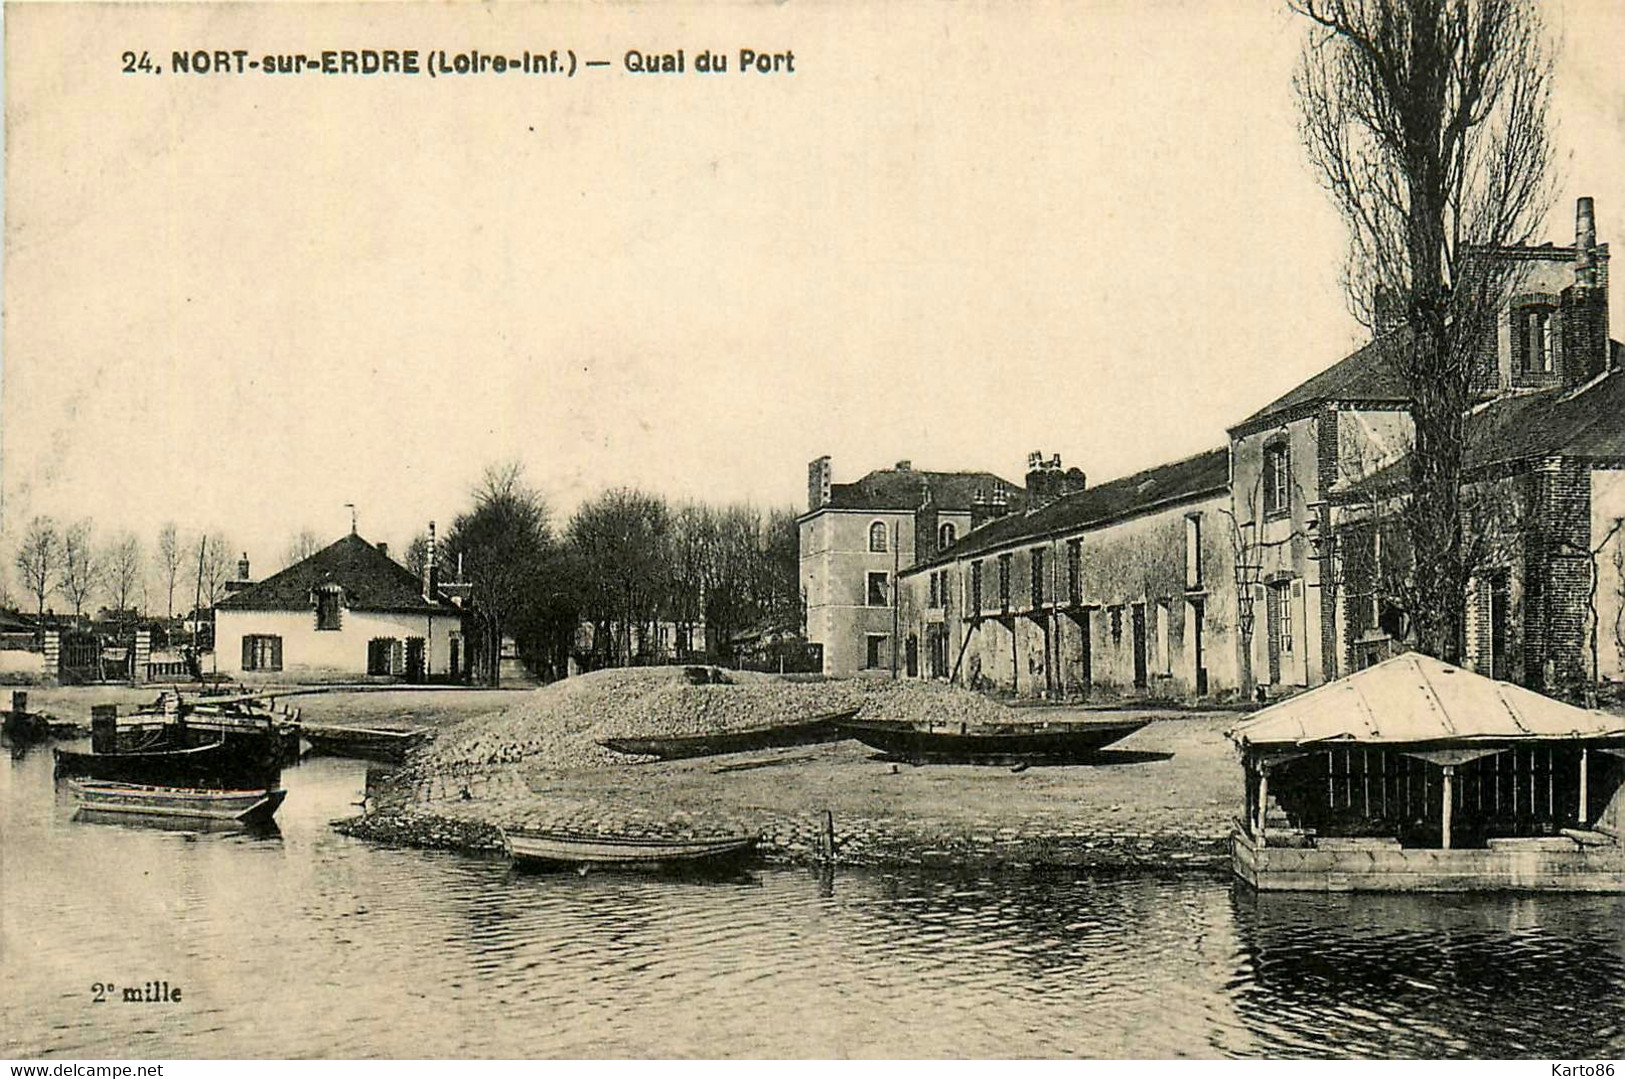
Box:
[799,456,1023,676]
[1233,197,1625,695]
[897,449,1237,698]
[215,530,466,683]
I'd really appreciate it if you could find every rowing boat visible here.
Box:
[68,780,287,824]
[503,828,759,869]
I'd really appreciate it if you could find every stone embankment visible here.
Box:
[334,800,1231,872]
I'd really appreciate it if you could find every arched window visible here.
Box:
[869,521,888,553]
[938,522,957,550]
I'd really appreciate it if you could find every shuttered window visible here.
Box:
[242,634,282,672]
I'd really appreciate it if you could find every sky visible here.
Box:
[4,1,1625,590]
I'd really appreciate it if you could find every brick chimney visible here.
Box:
[1024,452,1087,509]
[1562,196,1610,383]
[237,553,250,580]
[807,456,832,512]
[913,480,938,562]
[376,542,389,561]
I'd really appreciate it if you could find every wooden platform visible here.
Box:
[1232,826,1625,893]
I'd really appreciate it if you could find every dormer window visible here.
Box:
[315,585,343,630]
[869,521,888,553]
[938,522,957,550]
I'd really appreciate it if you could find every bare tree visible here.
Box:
[192,534,237,611]
[14,516,60,637]
[155,522,182,621]
[284,527,325,569]
[60,519,100,618]
[1293,0,1555,662]
[104,532,145,616]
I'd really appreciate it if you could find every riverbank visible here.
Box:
[336,713,1242,871]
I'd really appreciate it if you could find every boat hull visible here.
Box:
[838,718,1149,764]
[599,709,859,761]
[505,829,758,870]
[54,740,280,789]
[69,780,287,824]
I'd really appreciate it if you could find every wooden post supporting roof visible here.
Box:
[1581,747,1590,825]
[1257,766,1269,849]
[1442,764,1455,851]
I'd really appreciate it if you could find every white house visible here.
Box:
[215,531,465,683]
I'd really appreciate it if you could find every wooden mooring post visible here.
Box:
[818,810,835,862]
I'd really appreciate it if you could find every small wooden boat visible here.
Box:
[503,828,759,870]
[598,708,860,761]
[837,717,1150,764]
[68,780,287,824]
[300,722,427,762]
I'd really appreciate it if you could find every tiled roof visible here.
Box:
[822,468,1024,513]
[216,533,460,614]
[1232,328,1414,435]
[1342,365,1625,495]
[911,448,1230,569]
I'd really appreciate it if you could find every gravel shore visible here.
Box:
[340,710,1244,872]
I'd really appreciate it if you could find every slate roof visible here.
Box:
[1228,652,1625,749]
[821,468,1024,513]
[910,448,1230,570]
[1342,365,1625,495]
[216,533,460,615]
[1231,328,1414,435]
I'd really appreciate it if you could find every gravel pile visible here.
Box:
[414,665,881,775]
[854,680,1018,728]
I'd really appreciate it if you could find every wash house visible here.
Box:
[1229,653,1625,891]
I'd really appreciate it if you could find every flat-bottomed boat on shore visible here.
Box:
[598,708,860,761]
[837,717,1149,764]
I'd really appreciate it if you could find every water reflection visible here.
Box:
[5,745,1625,1058]
[1227,888,1625,1058]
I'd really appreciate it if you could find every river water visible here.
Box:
[5,745,1625,1059]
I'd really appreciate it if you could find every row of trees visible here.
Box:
[9,518,241,629]
[423,464,801,684]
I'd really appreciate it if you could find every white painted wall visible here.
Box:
[215,606,463,681]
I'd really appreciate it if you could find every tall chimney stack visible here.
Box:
[426,521,439,599]
[1576,196,1598,286]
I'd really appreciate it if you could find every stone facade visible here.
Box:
[897,451,1239,699]
[799,456,1020,676]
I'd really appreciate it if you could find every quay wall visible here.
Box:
[333,803,1231,872]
